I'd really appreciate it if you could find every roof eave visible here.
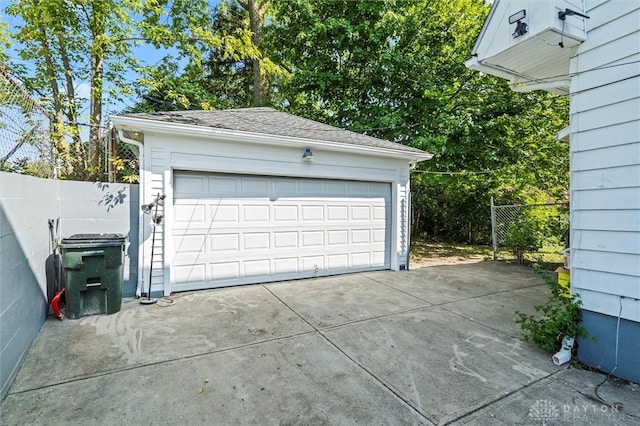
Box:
[110,115,433,163]
[465,57,570,95]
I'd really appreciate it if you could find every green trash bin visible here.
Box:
[60,234,126,319]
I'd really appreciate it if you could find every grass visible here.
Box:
[410,239,564,270]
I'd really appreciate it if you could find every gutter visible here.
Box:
[117,129,145,298]
[110,115,433,163]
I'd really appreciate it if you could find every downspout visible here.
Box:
[552,336,575,366]
[117,129,145,298]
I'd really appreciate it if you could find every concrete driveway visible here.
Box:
[1,262,639,425]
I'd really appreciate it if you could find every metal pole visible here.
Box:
[141,193,159,305]
[490,196,497,261]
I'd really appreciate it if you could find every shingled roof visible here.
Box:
[120,107,429,156]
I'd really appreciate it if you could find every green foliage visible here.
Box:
[515,265,589,353]
[4,0,226,180]
[503,215,544,264]
[267,0,569,243]
[130,0,275,111]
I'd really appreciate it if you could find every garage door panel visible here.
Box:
[352,252,371,267]
[273,205,298,221]
[301,205,324,221]
[327,254,349,269]
[301,231,324,247]
[243,232,270,250]
[349,181,370,195]
[351,206,371,221]
[211,205,239,222]
[208,175,239,195]
[273,257,298,274]
[372,229,387,243]
[174,175,207,195]
[174,234,206,253]
[173,172,391,290]
[241,177,270,194]
[209,233,240,252]
[301,255,325,271]
[327,205,348,220]
[372,206,386,220]
[327,230,348,245]
[351,229,371,244]
[274,232,298,248]
[373,251,386,265]
[210,262,240,279]
[298,180,323,193]
[272,179,297,194]
[173,264,206,283]
[244,259,270,276]
[325,181,348,195]
[174,203,206,223]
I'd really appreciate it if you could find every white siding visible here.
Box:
[141,146,167,295]
[571,3,640,321]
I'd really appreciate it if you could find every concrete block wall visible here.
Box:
[0,172,138,400]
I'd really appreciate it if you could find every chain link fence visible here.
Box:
[490,196,570,261]
[0,66,56,178]
[0,65,140,183]
[104,127,140,183]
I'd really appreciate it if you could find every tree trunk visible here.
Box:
[39,26,81,177]
[89,5,106,180]
[58,34,84,173]
[89,53,104,177]
[239,0,268,106]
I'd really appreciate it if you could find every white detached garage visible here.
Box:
[111,108,432,296]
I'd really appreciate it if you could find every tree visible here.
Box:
[131,0,282,112]
[270,0,568,243]
[5,0,221,180]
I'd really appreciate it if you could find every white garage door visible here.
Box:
[171,172,391,292]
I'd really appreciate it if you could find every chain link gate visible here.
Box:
[490,196,569,260]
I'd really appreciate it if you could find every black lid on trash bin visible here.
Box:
[60,233,126,246]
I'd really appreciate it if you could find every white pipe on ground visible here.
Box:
[553,336,575,366]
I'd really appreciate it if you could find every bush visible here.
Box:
[515,265,589,353]
[503,216,543,264]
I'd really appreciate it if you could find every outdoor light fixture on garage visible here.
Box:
[302,147,314,162]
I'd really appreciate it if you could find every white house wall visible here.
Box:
[570,1,640,322]
[138,131,412,296]
[474,0,585,59]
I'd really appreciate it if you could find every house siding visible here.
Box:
[571,1,640,381]
[139,145,167,297]
[570,1,640,322]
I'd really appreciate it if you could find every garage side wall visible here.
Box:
[138,132,413,295]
